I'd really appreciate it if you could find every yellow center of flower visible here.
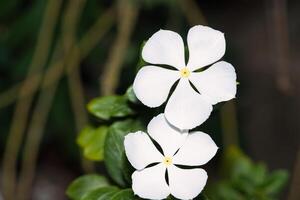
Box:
[180,67,190,78]
[163,156,173,166]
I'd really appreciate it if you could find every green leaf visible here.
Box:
[104,119,143,187]
[125,86,138,103]
[66,174,109,200]
[194,194,211,200]
[111,189,138,200]
[208,181,245,200]
[122,158,135,186]
[135,41,146,71]
[87,96,134,120]
[221,146,252,180]
[81,186,119,200]
[250,163,267,185]
[214,146,289,199]
[77,126,96,147]
[77,126,108,161]
[261,170,289,196]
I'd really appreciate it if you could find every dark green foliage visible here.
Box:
[110,189,139,200]
[67,177,139,200]
[104,119,143,187]
[87,96,134,120]
[74,87,288,199]
[66,174,110,200]
[81,187,119,200]
[125,86,138,104]
[206,146,289,200]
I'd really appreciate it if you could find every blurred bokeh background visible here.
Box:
[0,0,299,199]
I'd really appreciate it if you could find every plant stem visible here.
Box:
[100,0,139,95]
[220,101,239,147]
[0,84,20,109]
[15,0,87,199]
[16,52,64,200]
[288,147,300,200]
[67,52,95,172]
[15,5,115,200]
[63,0,87,133]
[1,1,62,199]
[0,8,115,109]
[269,0,293,94]
[62,0,95,173]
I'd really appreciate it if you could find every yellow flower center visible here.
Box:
[163,156,173,166]
[180,67,190,78]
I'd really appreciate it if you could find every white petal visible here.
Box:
[165,78,213,130]
[132,164,170,200]
[168,165,207,199]
[173,131,218,166]
[142,30,185,69]
[187,25,225,71]
[189,61,237,105]
[124,131,163,170]
[147,114,187,157]
[133,65,179,108]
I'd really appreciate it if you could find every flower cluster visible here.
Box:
[124,25,237,199]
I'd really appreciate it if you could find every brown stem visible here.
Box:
[63,0,88,131]
[67,47,87,130]
[0,8,115,109]
[62,0,94,173]
[220,101,239,147]
[76,8,115,60]
[1,1,62,199]
[288,147,300,200]
[0,84,21,109]
[100,0,139,95]
[14,6,115,200]
[15,0,87,199]
[67,49,95,172]
[269,0,293,94]
[16,55,64,200]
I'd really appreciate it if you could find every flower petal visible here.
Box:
[132,164,170,200]
[133,65,179,107]
[147,114,187,157]
[168,165,207,199]
[142,30,185,69]
[173,131,218,166]
[189,61,237,105]
[124,131,163,170]
[187,25,225,71]
[165,78,213,130]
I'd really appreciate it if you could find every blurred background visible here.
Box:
[0,0,299,199]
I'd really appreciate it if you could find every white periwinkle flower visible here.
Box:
[124,114,218,200]
[133,25,237,130]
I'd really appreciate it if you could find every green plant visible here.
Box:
[66,89,288,199]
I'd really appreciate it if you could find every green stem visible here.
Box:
[220,101,239,147]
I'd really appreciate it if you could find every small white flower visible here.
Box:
[124,114,218,200]
[133,25,237,130]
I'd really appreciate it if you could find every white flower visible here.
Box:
[124,114,218,200]
[133,25,237,130]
